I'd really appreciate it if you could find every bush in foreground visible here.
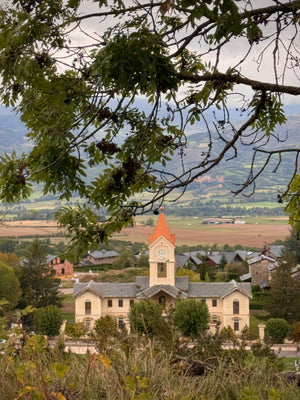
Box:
[34,305,63,336]
[265,318,290,344]
[0,332,298,400]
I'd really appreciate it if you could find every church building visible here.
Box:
[74,212,251,333]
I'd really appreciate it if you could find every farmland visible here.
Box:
[0,216,290,248]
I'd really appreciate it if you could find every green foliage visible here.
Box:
[0,261,21,310]
[176,267,200,282]
[173,299,209,338]
[289,321,300,343]
[129,300,163,337]
[34,305,63,336]
[112,250,135,269]
[285,174,300,235]
[145,218,155,227]
[220,326,237,342]
[18,238,61,309]
[282,228,300,264]
[249,92,287,136]
[264,255,300,323]
[65,321,88,340]
[136,254,149,269]
[94,315,118,353]
[0,0,298,258]
[0,324,298,399]
[265,318,290,344]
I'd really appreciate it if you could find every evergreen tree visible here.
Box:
[219,253,227,271]
[282,229,300,264]
[18,238,61,309]
[265,255,300,324]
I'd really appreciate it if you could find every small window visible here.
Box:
[61,268,65,275]
[118,299,123,307]
[118,317,124,329]
[202,298,206,304]
[86,320,91,330]
[234,319,239,332]
[60,259,65,264]
[233,300,239,314]
[212,317,218,324]
[85,300,91,315]
[108,299,112,307]
[212,299,217,307]
[130,299,134,307]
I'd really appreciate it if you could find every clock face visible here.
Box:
[158,249,166,259]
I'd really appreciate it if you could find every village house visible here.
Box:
[85,250,120,265]
[240,255,277,288]
[47,255,74,278]
[74,213,252,333]
[22,255,74,278]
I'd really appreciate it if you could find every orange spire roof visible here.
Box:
[149,213,175,245]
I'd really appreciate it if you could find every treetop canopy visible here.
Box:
[0,0,299,259]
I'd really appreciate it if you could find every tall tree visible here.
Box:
[282,228,300,264]
[129,300,164,337]
[264,255,300,323]
[18,238,61,309]
[0,1,299,258]
[173,299,210,338]
[0,261,21,310]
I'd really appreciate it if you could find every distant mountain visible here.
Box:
[0,105,299,203]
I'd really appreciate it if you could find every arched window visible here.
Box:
[159,295,166,308]
[233,299,239,314]
[85,299,91,315]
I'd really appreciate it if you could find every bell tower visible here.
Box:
[148,211,175,287]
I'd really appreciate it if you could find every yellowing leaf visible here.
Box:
[98,354,111,370]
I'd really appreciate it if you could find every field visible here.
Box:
[0,216,291,247]
[0,220,62,238]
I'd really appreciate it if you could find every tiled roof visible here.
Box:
[149,213,175,245]
[248,255,276,265]
[74,281,138,298]
[188,281,252,299]
[74,279,252,299]
[88,250,119,259]
[47,255,57,263]
[175,276,189,291]
[135,276,149,291]
[240,272,252,281]
[137,284,188,299]
[175,254,189,268]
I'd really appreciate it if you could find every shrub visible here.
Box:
[265,318,290,344]
[34,305,63,336]
[65,321,88,339]
[289,321,300,342]
[94,315,118,353]
[129,300,163,337]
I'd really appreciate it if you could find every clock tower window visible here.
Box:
[157,262,167,277]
